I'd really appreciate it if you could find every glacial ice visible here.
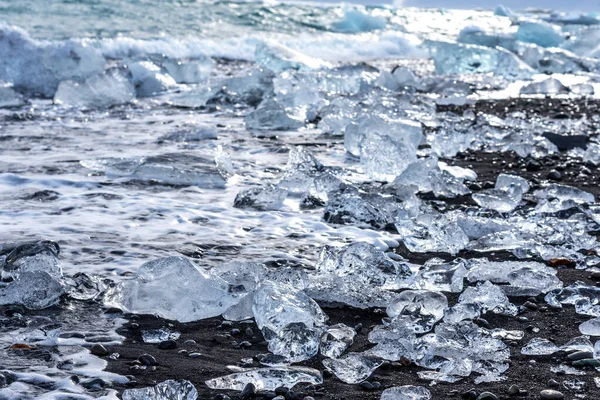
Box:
[516,21,564,48]
[252,281,326,362]
[414,258,468,293]
[495,174,530,193]
[331,8,386,33]
[386,290,448,333]
[322,353,384,384]
[520,78,568,95]
[54,67,136,108]
[122,380,197,400]
[162,56,214,84]
[320,323,356,359]
[205,367,322,391]
[65,272,108,301]
[234,184,288,211]
[255,41,331,73]
[104,256,242,322]
[427,40,533,78]
[0,85,25,108]
[459,281,518,316]
[279,147,324,194]
[393,158,470,198]
[472,185,522,213]
[380,386,431,400]
[579,317,600,336]
[1,240,62,280]
[128,60,176,97]
[0,271,64,310]
[142,328,181,344]
[521,338,560,355]
[245,98,304,131]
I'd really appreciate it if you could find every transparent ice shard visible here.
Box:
[472,186,522,213]
[320,323,356,359]
[443,303,481,324]
[466,259,557,285]
[1,240,62,280]
[142,328,181,344]
[495,174,530,193]
[105,256,241,322]
[359,133,417,182]
[252,281,326,362]
[579,317,600,336]
[380,386,431,400]
[123,380,197,400]
[215,146,235,179]
[54,67,136,108]
[516,21,564,48]
[205,367,322,391]
[255,41,331,73]
[545,283,600,317]
[386,290,448,333]
[367,323,418,361]
[128,60,176,97]
[162,56,214,84]
[521,338,559,355]
[520,78,568,95]
[64,272,108,301]
[560,336,594,353]
[458,281,518,316]
[534,184,595,213]
[0,270,64,310]
[322,353,384,384]
[0,85,25,108]
[245,98,304,131]
[414,258,468,293]
[234,184,288,211]
[394,158,470,198]
[279,147,324,194]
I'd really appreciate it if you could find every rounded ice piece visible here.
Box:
[579,317,600,336]
[123,379,197,400]
[381,385,431,400]
[205,366,322,391]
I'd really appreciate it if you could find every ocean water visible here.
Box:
[2,0,600,398]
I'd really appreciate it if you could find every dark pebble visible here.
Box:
[158,340,177,350]
[547,379,560,388]
[81,378,109,389]
[285,391,300,400]
[245,328,254,337]
[239,341,252,348]
[567,351,593,361]
[303,397,315,400]
[371,381,381,389]
[90,344,109,357]
[59,332,86,339]
[540,390,564,400]
[483,181,494,189]
[508,385,520,395]
[354,323,363,333]
[275,387,289,395]
[322,370,333,379]
[214,395,231,400]
[138,354,158,366]
[591,272,600,281]
[462,390,478,399]
[526,160,542,171]
[104,307,122,314]
[524,301,538,310]
[469,182,483,191]
[220,321,233,329]
[231,328,241,336]
[360,381,374,391]
[547,170,562,181]
[240,383,256,399]
[476,392,497,400]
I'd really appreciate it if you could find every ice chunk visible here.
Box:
[252,281,326,362]
[395,206,469,255]
[64,272,108,301]
[360,133,417,182]
[0,25,105,97]
[535,184,594,206]
[0,271,64,310]
[54,67,135,108]
[122,380,197,400]
[545,283,600,317]
[0,85,25,108]
[560,336,594,353]
[128,61,176,97]
[344,115,422,158]
[322,353,384,384]
[245,98,304,131]
[494,5,513,17]
[571,83,594,95]
[255,41,331,73]
[443,303,481,324]
[472,185,522,213]
[415,259,467,293]
[579,317,600,336]
[320,323,356,359]
[214,146,235,179]
[205,367,322,391]
[105,256,241,322]
[367,323,418,361]
[234,184,288,211]
[279,147,324,194]
[495,174,530,193]
[459,281,518,316]
[394,158,470,198]
[520,78,568,95]
[331,8,386,33]
[516,21,564,48]
[381,386,431,400]
[162,57,214,84]
[142,328,181,344]
[521,338,559,355]
[1,240,62,280]
[427,40,533,78]
[387,290,448,333]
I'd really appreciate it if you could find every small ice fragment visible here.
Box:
[443,303,481,324]
[205,367,322,391]
[123,379,197,400]
[359,133,417,181]
[415,258,468,293]
[459,281,518,316]
[2,240,62,280]
[104,256,241,322]
[162,57,214,84]
[322,353,384,384]
[128,60,176,97]
[320,323,356,359]
[142,328,181,344]
[495,174,530,193]
[54,67,135,108]
[245,98,304,131]
[279,147,324,194]
[65,272,107,301]
[520,78,568,95]
[0,85,25,108]
[472,186,522,213]
[380,385,431,400]
[0,271,64,310]
[521,338,559,355]
[560,336,594,353]
[215,146,235,179]
[233,185,288,211]
[579,317,600,336]
[387,290,448,333]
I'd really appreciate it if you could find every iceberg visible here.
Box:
[516,21,564,48]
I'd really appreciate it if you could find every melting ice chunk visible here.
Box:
[579,317,600,336]
[521,338,560,355]
[279,147,324,194]
[386,290,448,333]
[1,240,62,280]
[234,184,288,211]
[320,323,356,359]
[54,67,136,108]
[516,21,564,48]
[381,386,431,400]
[162,57,214,84]
[0,85,25,108]
[105,256,242,322]
[122,379,197,400]
[459,281,518,316]
[245,98,304,131]
[253,281,327,362]
[495,174,530,193]
[322,353,384,384]
[520,78,568,95]
[205,367,322,391]
[0,271,64,310]
[128,61,176,97]
[472,186,522,213]
[394,158,470,198]
[142,328,181,344]
[345,115,422,158]
[415,258,468,293]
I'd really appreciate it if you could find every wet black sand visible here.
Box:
[102,97,600,399]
